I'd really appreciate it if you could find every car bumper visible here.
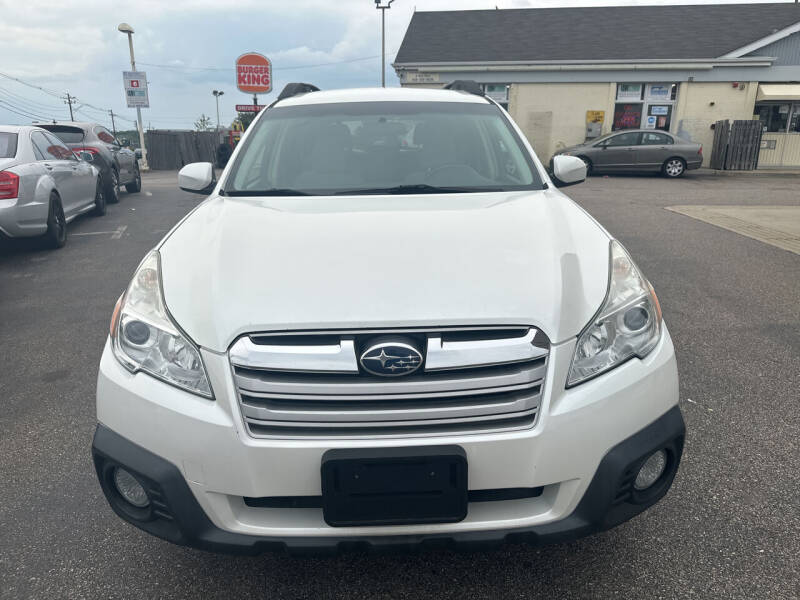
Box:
[0,197,47,238]
[93,326,684,554]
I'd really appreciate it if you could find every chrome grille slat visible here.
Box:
[229,327,549,439]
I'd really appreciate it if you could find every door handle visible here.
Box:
[44,163,54,170]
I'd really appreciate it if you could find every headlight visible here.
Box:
[567,240,662,386]
[110,251,212,398]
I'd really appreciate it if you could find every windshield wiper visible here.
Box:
[224,188,310,196]
[336,184,501,195]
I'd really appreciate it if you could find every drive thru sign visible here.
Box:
[236,53,272,94]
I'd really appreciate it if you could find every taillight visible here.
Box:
[0,171,20,199]
[72,146,100,155]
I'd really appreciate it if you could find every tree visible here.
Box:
[194,114,213,131]
[234,111,257,131]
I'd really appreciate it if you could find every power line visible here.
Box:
[137,51,398,73]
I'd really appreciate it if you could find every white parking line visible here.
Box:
[73,231,117,237]
[145,191,153,196]
[111,225,128,240]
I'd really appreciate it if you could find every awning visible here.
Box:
[756,84,800,102]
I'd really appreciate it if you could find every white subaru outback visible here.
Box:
[92,82,684,553]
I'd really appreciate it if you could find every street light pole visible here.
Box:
[118,23,149,170]
[212,90,224,130]
[375,0,395,88]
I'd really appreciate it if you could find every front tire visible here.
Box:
[92,179,106,216]
[44,193,67,249]
[125,165,141,193]
[578,156,593,176]
[662,157,686,178]
[105,169,120,204]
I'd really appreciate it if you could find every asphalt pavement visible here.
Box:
[1,170,798,599]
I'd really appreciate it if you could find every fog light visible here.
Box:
[634,450,667,490]
[113,467,150,508]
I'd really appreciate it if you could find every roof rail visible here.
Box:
[276,82,320,101]
[444,80,484,97]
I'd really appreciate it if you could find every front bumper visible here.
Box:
[94,326,683,553]
[92,406,684,554]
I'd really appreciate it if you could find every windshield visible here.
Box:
[39,125,85,144]
[0,133,18,158]
[225,101,544,195]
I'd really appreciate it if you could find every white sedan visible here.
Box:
[0,125,104,249]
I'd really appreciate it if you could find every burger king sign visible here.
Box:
[236,52,272,94]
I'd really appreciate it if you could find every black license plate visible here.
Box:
[321,446,468,527]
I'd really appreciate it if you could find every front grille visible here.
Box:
[229,327,549,439]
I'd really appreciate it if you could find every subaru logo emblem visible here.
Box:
[359,342,423,377]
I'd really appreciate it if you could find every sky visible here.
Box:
[0,0,795,130]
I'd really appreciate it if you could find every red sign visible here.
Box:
[235,104,265,113]
[236,52,271,94]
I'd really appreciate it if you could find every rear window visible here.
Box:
[0,133,18,158]
[38,125,85,144]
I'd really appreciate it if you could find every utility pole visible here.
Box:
[109,109,117,136]
[63,92,75,121]
[117,23,149,170]
[375,0,395,88]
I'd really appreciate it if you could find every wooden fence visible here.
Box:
[144,130,221,170]
[709,119,763,170]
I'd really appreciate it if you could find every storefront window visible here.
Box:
[790,105,800,133]
[613,103,643,130]
[483,84,509,110]
[614,83,677,131]
[754,103,791,132]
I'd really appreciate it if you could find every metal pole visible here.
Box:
[381,8,386,88]
[109,109,117,136]
[214,95,221,130]
[126,31,149,170]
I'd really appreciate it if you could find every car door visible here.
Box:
[95,126,132,183]
[30,131,78,213]
[43,131,95,213]
[592,131,642,170]
[637,132,674,170]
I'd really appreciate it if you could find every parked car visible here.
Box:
[92,83,684,553]
[36,122,141,203]
[0,125,104,248]
[554,129,703,177]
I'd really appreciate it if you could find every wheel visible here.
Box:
[105,169,120,204]
[43,193,67,249]
[662,157,686,178]
[92,178,106,216]
[578,156,593,176]
[125,165,141,193]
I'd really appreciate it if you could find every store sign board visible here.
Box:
[650,105,669,116]
[123,71,149,108]
[646,84,671,101]
[644,115,657,129]
[405,72,440,84]
[236,52,271,94]
[617,83,642,100]
[235,104,265,113]
[586,110,605,123]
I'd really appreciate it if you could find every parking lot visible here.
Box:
[0,170,798,599]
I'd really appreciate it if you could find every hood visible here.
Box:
[159,190,611,352]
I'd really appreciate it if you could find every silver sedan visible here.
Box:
[0,125,105,249]
[554,129,703,178]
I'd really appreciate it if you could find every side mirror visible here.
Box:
[178,162,216,194]
[550,155,586,188]
[134,149,142,159]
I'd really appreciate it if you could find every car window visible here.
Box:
[31,131,72,160]
[225,101,544,195]
[605,132,641,147]
[0,133,18,158]
[94,126,117,145]
[38,125,85,144]
[641,132,673,145]
[43,132,77,160]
